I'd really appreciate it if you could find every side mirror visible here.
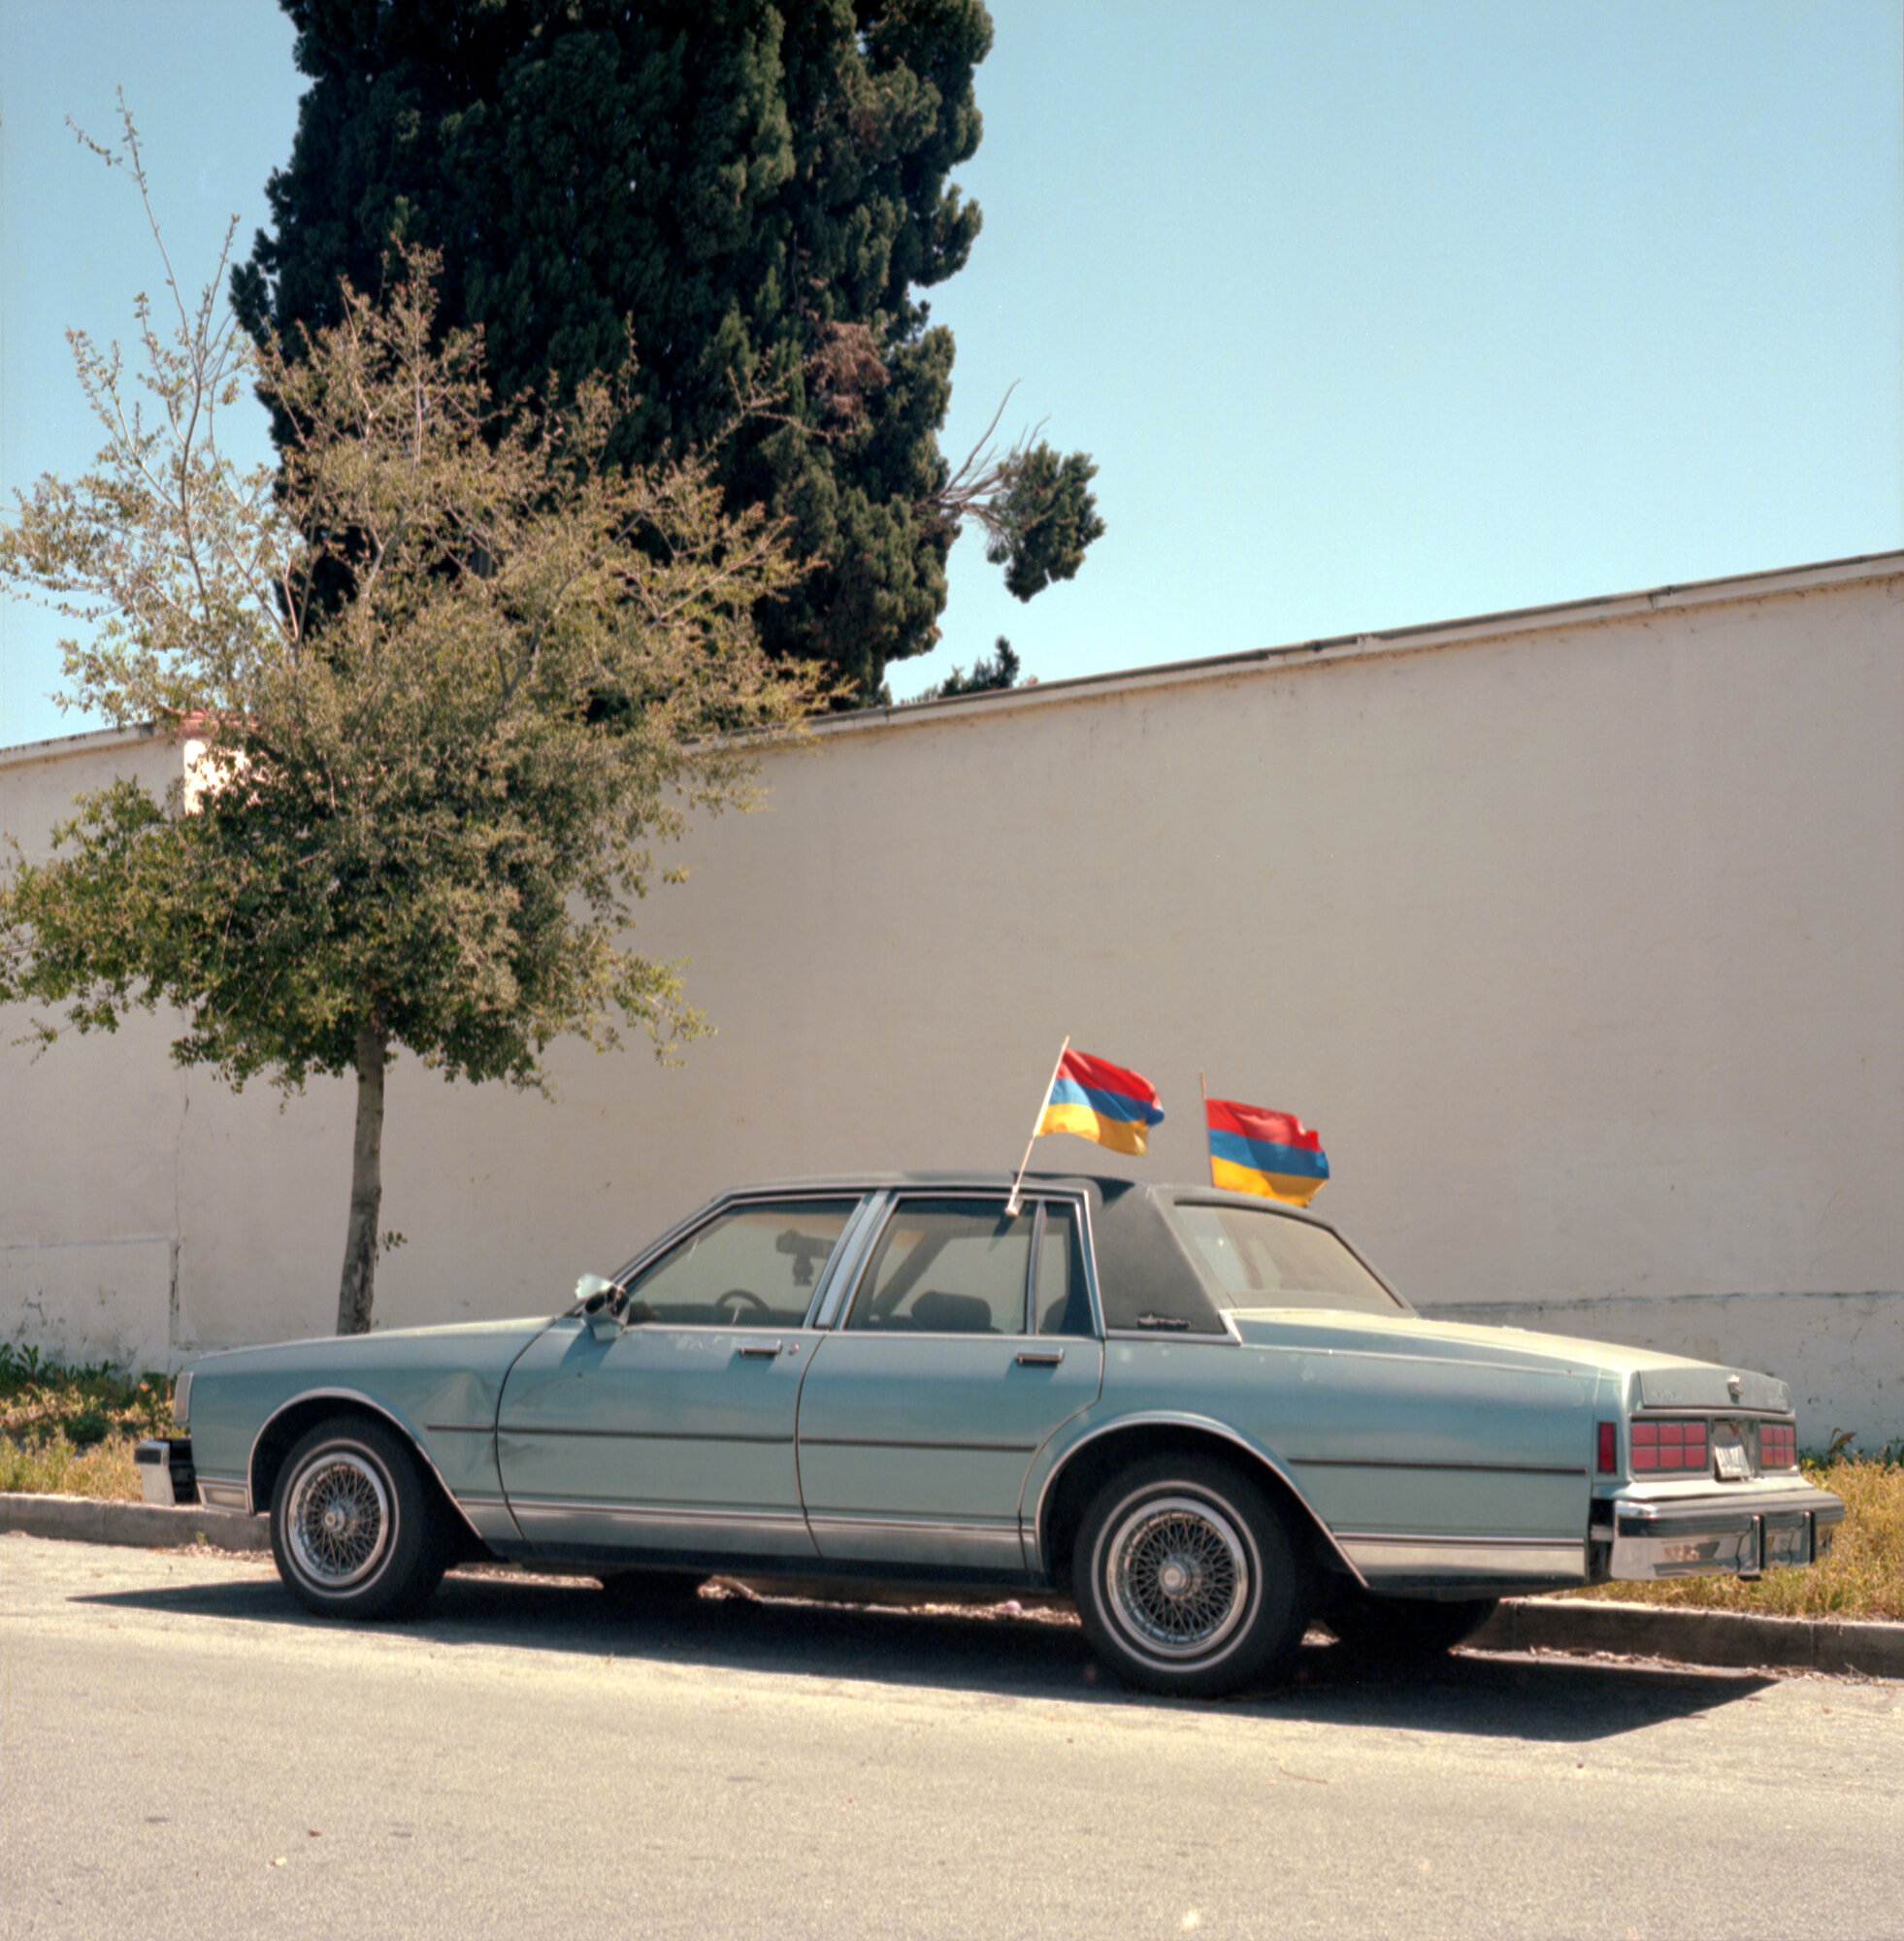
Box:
[575,1271,626,1340]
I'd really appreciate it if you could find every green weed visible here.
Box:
[1,1343,179,1500]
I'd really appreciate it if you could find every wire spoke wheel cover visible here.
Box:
[286,1448,393,1589]
[1073,1456,1317,1696]
[269,1415,445,1620]
[1105,1496,1250,1658]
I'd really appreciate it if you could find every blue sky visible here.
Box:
[3,0,1899,743]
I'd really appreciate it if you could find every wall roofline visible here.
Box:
[824,547,1904,740]
[0,719,178,769]
[9,547,1901,762]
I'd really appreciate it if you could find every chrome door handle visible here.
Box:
[737,1341,783,1359]
[1015,1348,1065,1366]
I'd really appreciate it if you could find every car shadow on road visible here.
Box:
[80,1562,1778,1742]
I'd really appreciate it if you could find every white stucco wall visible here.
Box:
[3,555,1900,1439]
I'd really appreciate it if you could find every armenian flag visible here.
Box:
[1204,1097,1330,1205]
[1036,1047,1166,1158]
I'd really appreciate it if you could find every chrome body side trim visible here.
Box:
[1289,1456,1588,1477]
[1028,1411,1367,1586]
[495,1424,792,1444]
[803,1514,1027,1569]
[1337,1533,1587,1588]
[451,1495,523,1546]
[246,1387,500,1546]
[801,1436,1039,1453]
[507,1500,816,1558]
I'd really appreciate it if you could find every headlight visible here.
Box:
[172,1369,192,1430]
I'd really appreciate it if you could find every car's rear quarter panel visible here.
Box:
[1050,1333,1603,1559]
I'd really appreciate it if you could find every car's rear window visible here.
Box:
[1170,1201,1407,1316]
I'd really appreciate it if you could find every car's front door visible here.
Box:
[497,1197,863,1562]
[796,1194,1103,1573]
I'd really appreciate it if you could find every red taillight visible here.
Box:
[1630,1419,1711,1470]
[1597,1421,1618,1472]
[1760,1423,1798,1469]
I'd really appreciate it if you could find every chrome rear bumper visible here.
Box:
[1604,1482,1845,1581]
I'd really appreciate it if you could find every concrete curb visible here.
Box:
[1474,1596,1904,1680]
[5,1492,1900,1679]
[0,1491,271,1553]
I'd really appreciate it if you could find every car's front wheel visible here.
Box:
[1073,1457,1316,1696]
[270,1415,445,1620]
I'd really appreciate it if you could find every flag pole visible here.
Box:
[1200,1069,1217,1189]
[1007,1036,1069,1217]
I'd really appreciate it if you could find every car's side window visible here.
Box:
[620,1201,859,1326]
[1034,1202,1095,1336]
[845,1199,1034,1334]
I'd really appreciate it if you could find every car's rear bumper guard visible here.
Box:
[1605,1483,1845,1580]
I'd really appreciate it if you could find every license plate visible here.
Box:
[1713,1442,1752,1481]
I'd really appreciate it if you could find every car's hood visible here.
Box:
[1227,1307,1791,1411]
[181,1315,555,1384]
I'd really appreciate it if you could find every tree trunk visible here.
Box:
[336,1025,388,1335]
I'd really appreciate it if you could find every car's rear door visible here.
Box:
[795,1193,1103,1573]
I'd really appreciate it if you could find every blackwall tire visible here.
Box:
[1073,1457,1316,1697]
[1323,1587,1499,1661]
[270,1415,444,1620]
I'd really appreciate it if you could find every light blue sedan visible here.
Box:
[148,1174,1845,1695]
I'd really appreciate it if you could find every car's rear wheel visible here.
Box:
[1073,1457,1316,1696]
[270,1415,445,1620]
[1323,1586,1499,1661]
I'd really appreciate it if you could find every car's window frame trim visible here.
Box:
[607,1189,877,1332]
[825,1187,1103,1339]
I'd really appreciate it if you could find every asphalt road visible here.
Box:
[4,1535,1899,1941]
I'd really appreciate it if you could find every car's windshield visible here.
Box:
[1170,1201,1407,1316]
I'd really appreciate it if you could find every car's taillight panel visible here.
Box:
[1629,1418,1710,1471]
[1759,1422,1799,1469]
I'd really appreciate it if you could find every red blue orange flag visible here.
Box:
[1204,1096,1330,1205]
[1008,1039,1165,1213]
[1037,1046,1166,1157]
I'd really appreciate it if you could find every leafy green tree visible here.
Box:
[232,0,1102,700]
[0,126,815,1333]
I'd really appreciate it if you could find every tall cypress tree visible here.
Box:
[234,0,1101,698]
